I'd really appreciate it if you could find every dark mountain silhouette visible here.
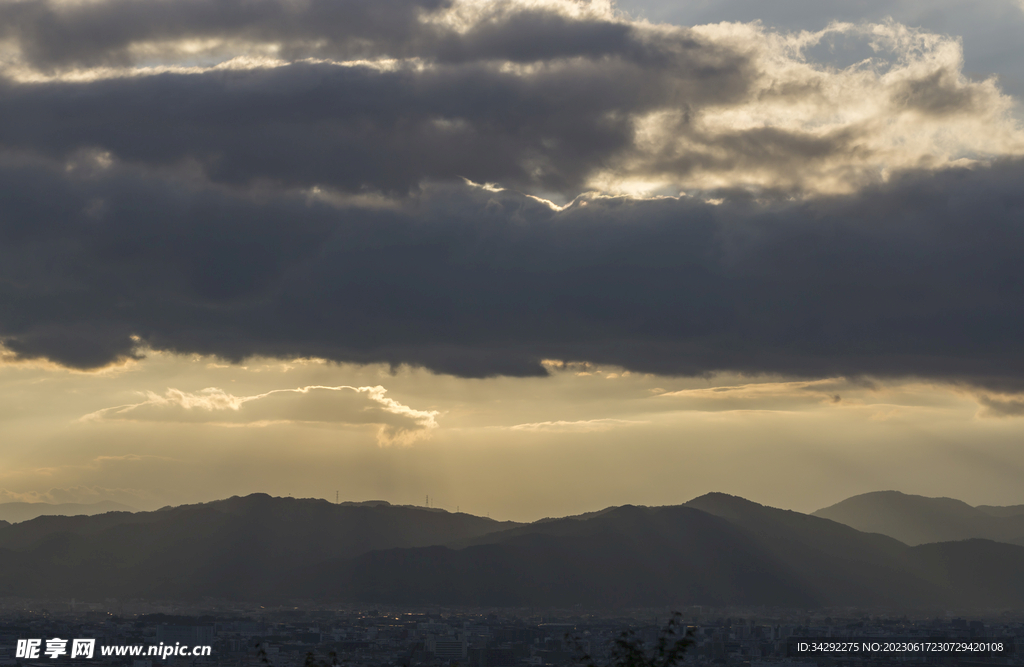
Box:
[1,492,1023,609]
[681,494,939,607]
[0,500,137,524]
[298,505,820,607]
[976,504,1024,518]
[0,494,517,599]
[290,495,1024,609]
[812,491,1024,546]
[906,539,1024,608]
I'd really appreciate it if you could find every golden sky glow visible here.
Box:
[2,347,1022,519]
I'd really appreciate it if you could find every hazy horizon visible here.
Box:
[4,487,1022,524]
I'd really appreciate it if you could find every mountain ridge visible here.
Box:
[0,500,138,524]
[2,492,1023,610]
[813,490,1024,546]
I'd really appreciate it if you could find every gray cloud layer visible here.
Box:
[0,0,449,69]
[0,59,731,195]
[1,0,1019,197]
[0,25,751,196]
[0,0,1022,386]
[0,0,714,76]
[2,152,1024,387]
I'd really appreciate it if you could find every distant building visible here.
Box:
[427,637,467,658]
[469,647,516,667]
[155,624,215,645]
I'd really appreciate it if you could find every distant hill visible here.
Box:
[288,495,1024,609]
[812,491,1024,546]
[0,494,518,600]
[976,504,1024,518]
[287,494,1024,609]
[0,501,137,524]
[301,504,821,607]
[908,539,1024,608]
[1,492,1023,610]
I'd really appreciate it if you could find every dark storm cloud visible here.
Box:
[0,2,1007,198]
[0,0,1020,386]
[0,0,450,70]
[0,49,996,198]
[0,0,680,71]
[0,52,748,195]
[3,153,1024,388]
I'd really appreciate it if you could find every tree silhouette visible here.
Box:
[302,649,342,667]
[570,612,694,667]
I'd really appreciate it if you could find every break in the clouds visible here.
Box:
[1,0,1024,390]
[613,0,1024,99]
[82,384,439,445]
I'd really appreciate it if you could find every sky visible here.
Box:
[2,0,1024,521]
